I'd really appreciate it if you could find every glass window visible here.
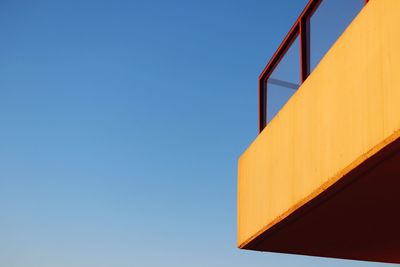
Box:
[309,0,364,72]
[267,35,300,123]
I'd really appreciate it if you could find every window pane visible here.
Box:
[310,0,364,72]
[267,35,300,123]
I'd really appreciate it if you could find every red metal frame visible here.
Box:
[259,0,369,133]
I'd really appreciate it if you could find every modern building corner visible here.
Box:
[238,0,400,263]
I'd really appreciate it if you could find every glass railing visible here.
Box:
[259,0,368,132]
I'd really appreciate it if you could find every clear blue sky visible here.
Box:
[0,0,390,266]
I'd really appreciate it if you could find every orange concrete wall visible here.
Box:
[238,0,400,248]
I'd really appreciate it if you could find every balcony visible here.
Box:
[237,0,400,263]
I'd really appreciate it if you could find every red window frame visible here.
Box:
[258,0,369,133]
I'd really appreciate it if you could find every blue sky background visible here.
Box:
[0,0,391,266]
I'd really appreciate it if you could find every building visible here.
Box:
[237,0,400,263]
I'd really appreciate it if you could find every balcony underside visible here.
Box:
[243,136,400,263]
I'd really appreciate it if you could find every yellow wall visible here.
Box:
[238,0,400,248]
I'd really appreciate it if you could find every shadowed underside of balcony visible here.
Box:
[242,134,400,263]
